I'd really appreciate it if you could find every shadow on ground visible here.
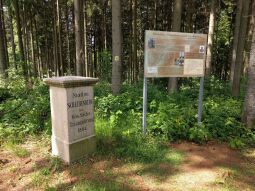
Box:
[1,139,255,191]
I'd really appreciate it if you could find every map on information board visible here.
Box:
[144,31,207,78]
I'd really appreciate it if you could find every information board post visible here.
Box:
[142,77,147,135]
[198,77,204,124]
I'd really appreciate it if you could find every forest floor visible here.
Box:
[0,136,255,191]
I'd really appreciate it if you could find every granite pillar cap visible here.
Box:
[44,76,99,88]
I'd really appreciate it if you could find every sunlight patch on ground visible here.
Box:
[172,170,218,190]
[1,138,255,191]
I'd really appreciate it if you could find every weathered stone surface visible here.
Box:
[44,76,98,164]
[44,76,98,88]
[52,135,96,163]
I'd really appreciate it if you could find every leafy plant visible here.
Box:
[229,138,246,149]
[189,124,210,144]
[1,75,255,151]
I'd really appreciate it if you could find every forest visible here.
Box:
[0,0,255,190]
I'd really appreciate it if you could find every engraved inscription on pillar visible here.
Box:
[67,86,95,142]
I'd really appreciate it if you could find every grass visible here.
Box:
[70,181,124,191]
[4,142,30,158]
[164,150,184,166]
[95,117,183,164]
[48,156,63,172]
[8,165,19,173]
[31,167,51,187]
[1,136,255,191]
[29,156,63,188]
[213,163,255,191]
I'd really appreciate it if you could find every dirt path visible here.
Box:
[169,142,255,190]
[0,139,254,191]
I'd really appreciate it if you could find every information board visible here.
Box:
[144,31,207,78]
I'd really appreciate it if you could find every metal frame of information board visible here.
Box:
[142,76,205,135]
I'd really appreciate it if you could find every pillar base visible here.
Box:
[52,135,96,164]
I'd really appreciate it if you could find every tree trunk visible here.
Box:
[8,7,17,67]
[167,1,173,31]
[34,18,42,78]
[83,1,88,77]
[104,1,108,50]
[242,1,255,128]
[111,0,122,95]
[205,0,216,76]
[30,17,36,77]
[0,0,8,69]
[243,12,255,76]
[13,0,27,80]
[57,0,64,76]
[230,0,243,83]
[186,0,195,33]
[53,1,59,76]
[129,0,133,83]
[74,0,84,76]
[65,0,71,74]
[154,1,157,30]
[0,0,7,78]
[13,0,25,62]
[232,0,250,97]
[30,12,39,77]
[22,4,32,86]
[132,0,138,83]
[93,29,97,77]
[168,0,183,94]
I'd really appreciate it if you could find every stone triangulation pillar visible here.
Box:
[44,76,98,164]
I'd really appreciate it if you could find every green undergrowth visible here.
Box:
[94,78,255,151]
[0,73,255,155]
[96,117,181,164]
[0,71,51,144]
